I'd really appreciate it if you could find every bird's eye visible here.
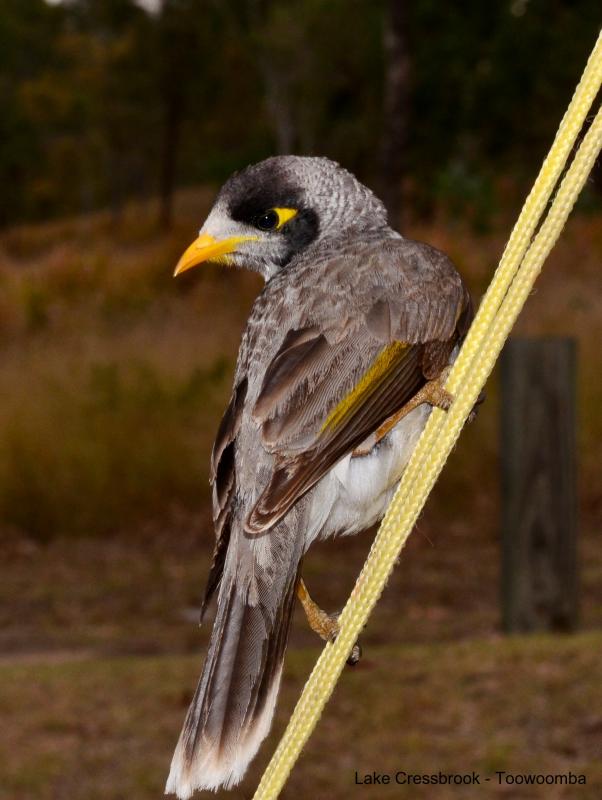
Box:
[255,210,280,231]
[254,207,298,231]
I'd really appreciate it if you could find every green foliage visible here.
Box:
[407,0,602,215]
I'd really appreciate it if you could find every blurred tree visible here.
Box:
[0,0,599,227]
[407,0,601,221]
[154,0,255,226]
[3,0,158,221]
[66,0,158,222]
[380,0,410,228]
[0,0,64,223]
[236,0,384,171]
[156,0,199,229]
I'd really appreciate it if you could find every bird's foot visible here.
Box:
[467,389,486,423]
[296,578,361,666]
[418,369,454,413]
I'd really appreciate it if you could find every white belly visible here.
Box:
[304,403,432,547]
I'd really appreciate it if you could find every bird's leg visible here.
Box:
[352,367,454,457]
[296,578,361,666]
[296,578,337,642]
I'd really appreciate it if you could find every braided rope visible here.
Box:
[253,30,602,800]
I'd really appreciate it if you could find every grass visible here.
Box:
[0,355,231,539]
[1,500,602,798]
[1,634,601,799]
[0,190,263,539]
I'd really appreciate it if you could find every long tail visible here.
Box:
[166,555,300,797]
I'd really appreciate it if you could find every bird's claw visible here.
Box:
[297,579,362,666]
[326,612,362,666]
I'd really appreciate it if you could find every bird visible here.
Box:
[165,155,472,798]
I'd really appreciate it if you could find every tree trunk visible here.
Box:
[159,90,182,231]
[381,0,411,230]
[260,56,297,154]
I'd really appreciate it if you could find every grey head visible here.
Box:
[174,156,390,281]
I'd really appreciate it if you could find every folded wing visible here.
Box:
[246,239,472,533]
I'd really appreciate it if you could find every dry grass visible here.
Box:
[2,506,602,798]
[0,189,262,539]
[1,634,601,799]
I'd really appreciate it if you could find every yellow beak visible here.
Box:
[173,233,257,276]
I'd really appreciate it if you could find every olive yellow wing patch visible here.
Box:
[321,341,408,433]
[248,337,424,534]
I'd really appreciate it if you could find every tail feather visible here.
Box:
[165,566,299,798]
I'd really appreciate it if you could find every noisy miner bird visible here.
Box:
[166,156,472,798]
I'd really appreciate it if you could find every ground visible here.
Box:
[2,635,602,800]
[1,499,601,799]
[0,190,601,798]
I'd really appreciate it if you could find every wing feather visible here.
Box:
[201,376,247,621]
[244,240,472,534]
[247,341,426,533]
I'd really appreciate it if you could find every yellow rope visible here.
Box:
[253,30,602,800]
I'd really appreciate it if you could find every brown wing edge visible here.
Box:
[200,376,248,623]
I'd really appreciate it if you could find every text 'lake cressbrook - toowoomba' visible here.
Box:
[353,770,587,787]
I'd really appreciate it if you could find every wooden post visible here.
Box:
[500,337,578,632]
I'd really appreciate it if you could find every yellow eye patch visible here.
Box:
[273,207,298,228]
